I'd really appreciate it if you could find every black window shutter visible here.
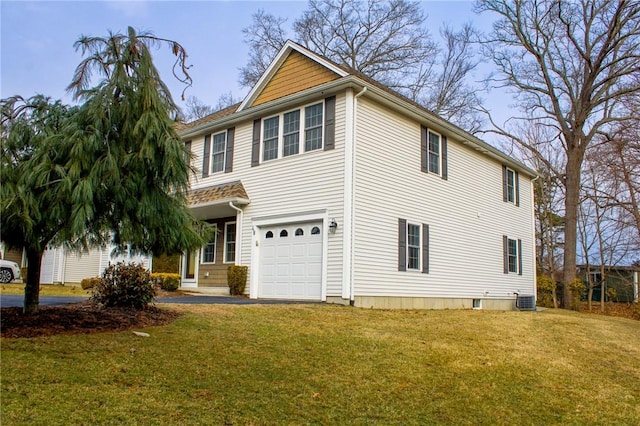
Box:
[515,171,520,207]
[251,119,261,167]
[398,219,407,272]
[441,135,448,180]
[422,224,429,274]
[518,239,523,275]
[324,96,336,151]
[202,134,211,177]
[502,165,508,202]
[225,127,235,173]
[421,126,428,173]
[503,235,509,274]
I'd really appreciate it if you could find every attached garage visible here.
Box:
[258,221,323,300]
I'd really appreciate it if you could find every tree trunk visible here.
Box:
[563,155,582,309]
[24,247,43,314]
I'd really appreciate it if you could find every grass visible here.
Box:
[2,305,639,425]
[0,283,89,297]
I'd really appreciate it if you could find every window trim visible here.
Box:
[503,165,520,206]
[406,222,422,271]
[427,129,441,176]
[503,235,522,275]
[201,230,217,264]
[260,100,325,163]
[210,131,227,174]
[223,221,236,264]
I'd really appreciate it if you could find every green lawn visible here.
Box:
[0,283,89,297]
[2,305,639,425]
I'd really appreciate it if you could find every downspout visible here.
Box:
[350,86,367,305]
[229,201,243,265]
[530,174,540,302]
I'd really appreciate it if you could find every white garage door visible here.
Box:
[259,221,323,300]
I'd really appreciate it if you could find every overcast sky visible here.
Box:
[1,0,511,139]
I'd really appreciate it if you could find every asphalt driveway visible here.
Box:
[0,294,319,308]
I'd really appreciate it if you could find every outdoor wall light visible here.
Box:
[329,218,338,234]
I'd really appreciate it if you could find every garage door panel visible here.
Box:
[258,221,323,300]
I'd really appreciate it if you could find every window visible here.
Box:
[503,236,522,274]
[503,166,519,205]
[398,219,429,273]
[202,128,234,177]
[224,222,236,264]
[305,103,323,151]
[280,229,288,237]
[263,116,279,161]
[421,126,447,179]
[311,226,320,235]
[428,131,440,175]
[283,110,300,156]
[265,231,274,239]
[211,132,226,173]
[295,228,304,236]
[407,223,421,270]
[261,101,324,162]
[201,232,217,264]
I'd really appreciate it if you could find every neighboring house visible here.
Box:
[177,40,537,310]
[0,243,150,284]
[578,265,640,303]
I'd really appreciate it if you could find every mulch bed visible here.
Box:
[1,301,183,338]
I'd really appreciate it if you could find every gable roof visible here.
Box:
[238,40,349,111]
[179,41,536,178]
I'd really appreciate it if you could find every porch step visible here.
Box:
[179,287,230,296]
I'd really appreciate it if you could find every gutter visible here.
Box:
[181,74,536,178]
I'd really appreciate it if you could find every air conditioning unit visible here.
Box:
[516,294,536,311]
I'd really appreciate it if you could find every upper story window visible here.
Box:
[202,128,234,177]
[252,96,335,167]
[421,126,448,180]
[261,101,324,162]
[502,166,520,206]
[211,132,227,173]
[428,131,440,175]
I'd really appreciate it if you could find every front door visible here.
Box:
[181,249,199,288]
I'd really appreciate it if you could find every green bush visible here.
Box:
[536,275,556,308]
[568,278,586,311]
[80,277,101,290]
[227,265,248,296]
[152,254,180,274]
[91,262,156,309]
[151,273,181,291]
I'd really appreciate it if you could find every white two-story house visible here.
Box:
[178,41,536,310]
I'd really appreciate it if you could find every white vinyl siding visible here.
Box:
[189,93,346,298]
[352,97,535,299]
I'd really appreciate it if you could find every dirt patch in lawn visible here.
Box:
[1,301,182,338]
